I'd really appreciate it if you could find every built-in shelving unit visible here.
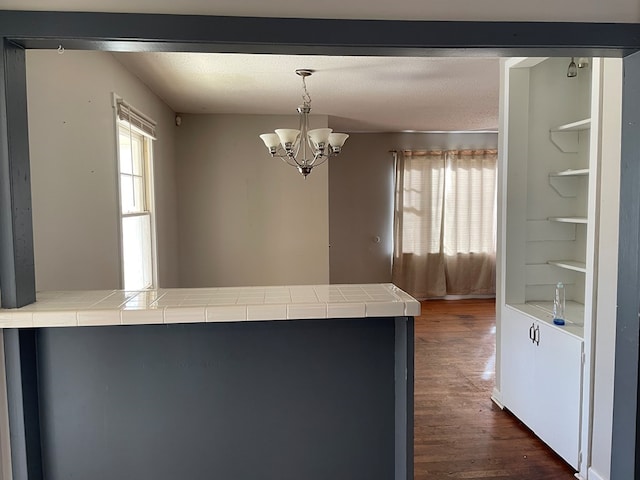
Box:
[503,57,594,332]
[499,56,602,474]
[498,56,623,480]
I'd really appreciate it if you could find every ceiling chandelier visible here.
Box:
[259,69,349,178]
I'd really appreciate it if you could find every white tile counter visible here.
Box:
[0,283,421,328]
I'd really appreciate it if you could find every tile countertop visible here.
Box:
[0,284,421,328]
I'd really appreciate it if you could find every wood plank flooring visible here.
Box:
[414,299,576,479]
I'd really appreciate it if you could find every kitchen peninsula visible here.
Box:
[0,283,418,480]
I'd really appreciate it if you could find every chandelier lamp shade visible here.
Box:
[259,69,349,178]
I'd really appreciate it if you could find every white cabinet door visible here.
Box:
[501,307,583,470]
[501,308,536,426]
[533,320,583,469]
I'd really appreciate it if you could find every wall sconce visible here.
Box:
[567,57,578,78]
[577,57,589,69]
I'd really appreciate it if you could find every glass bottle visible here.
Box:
[553,282,566,325]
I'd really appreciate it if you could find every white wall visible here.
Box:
[26,50,180,290]
[329,131,497,284]
[175,113,330,287]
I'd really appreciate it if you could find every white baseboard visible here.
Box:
[586,467,606,480]
[491,388,504,409]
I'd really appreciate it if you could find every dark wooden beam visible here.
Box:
[0,39,35,308]
[0,11,639,57]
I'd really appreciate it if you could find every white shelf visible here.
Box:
[551,118,591,132]
[549,118,591,153]
[550,168,589,177]
[548,260,587,273]
[549,216,588,224]
[549,169,589,197]
[506,302,585,339]
[528,300,585,326]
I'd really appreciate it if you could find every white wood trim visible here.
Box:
[490,389,504,409]
[587,467,607,480]
[578,56,603,480]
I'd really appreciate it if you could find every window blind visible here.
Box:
[116,99,157,139]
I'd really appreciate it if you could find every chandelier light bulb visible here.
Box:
[308,128,333,148]
[259,133,280,150]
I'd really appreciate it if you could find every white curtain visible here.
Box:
[392,149,497,298]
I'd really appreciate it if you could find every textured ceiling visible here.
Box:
[113,53,501,132]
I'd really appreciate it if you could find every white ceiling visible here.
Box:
[113,53,501,132]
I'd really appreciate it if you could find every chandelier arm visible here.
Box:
[275,154,303,168]
[298,108,310,167]
[308,148,331,166]
[283,157,300,168]
[310,154,329,168]
[271,144,304,168]
[288,154,304,168]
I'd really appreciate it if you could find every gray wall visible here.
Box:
[35,319,398,480]
[175,113,330,287]
[329,131,498,284]
[26,50,180,289]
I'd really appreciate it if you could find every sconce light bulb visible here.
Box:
[567,57,578,78]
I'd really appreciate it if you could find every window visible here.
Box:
[392,149,497,297]
[396,149,496,257]
[115,98,157,290]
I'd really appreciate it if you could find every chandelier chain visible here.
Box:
[301,75,312,107]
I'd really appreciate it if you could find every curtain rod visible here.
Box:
[389,148,498,153]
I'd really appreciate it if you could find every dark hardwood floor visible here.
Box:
[414,299,576,479]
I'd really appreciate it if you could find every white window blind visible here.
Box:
[116,99,157,139]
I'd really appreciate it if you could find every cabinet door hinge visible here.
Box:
[578,451,582,465]
[581,352,586,365]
